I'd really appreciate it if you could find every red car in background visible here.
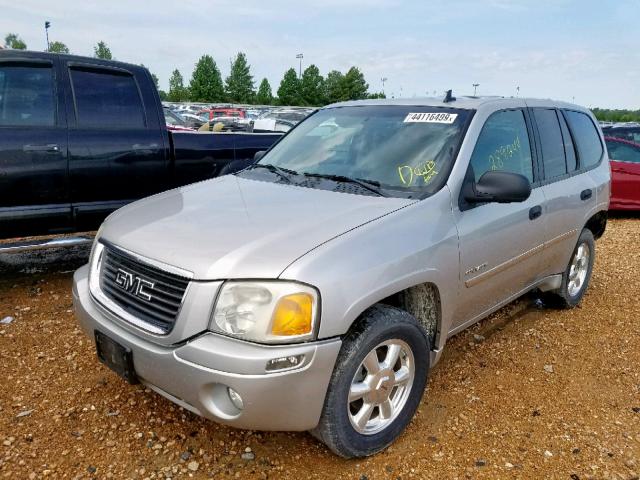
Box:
[604,135,640,210]
[198,108,246,121]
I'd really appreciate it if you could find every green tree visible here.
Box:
[300,64,324,106]
[189,55,225,102]
[94,41,112,60]
[342,66,369,100]
[367,91,386,99]
[4,33,27,50]
[48,41,69,54]
[256,78,273,105]
[277,68,301,106]
[225,52,255,103]
[324,70,345,104]
[168,69,189,102]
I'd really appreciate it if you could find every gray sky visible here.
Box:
[2,0,639,108]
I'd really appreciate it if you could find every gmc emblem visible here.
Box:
[114,268,155,302]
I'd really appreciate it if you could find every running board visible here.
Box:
[0,236,94,254]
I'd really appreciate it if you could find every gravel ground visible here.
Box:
[0,217,638,480]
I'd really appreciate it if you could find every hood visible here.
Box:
[100,175,413,280]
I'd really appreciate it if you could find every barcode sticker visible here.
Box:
[403,112,458,124]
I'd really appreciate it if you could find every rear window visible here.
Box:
[563,111,603,168]
[70,68,145,128]
[0,64,55,127]
[606,140,640,164]
[533,108,567,179]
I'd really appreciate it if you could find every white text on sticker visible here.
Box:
[403,112,458,124]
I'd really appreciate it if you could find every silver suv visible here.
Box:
[73,97,610,458]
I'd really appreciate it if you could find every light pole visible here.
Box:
[516,86,520,97]
[381,77,387,95]
[44,21,51,51]
[472,83,479,96]
[296,53,303,78]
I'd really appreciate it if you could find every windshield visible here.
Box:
[243,105,470,198]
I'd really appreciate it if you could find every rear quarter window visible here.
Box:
[563,110,603,169]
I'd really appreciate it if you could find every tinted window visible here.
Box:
[564,111,603,168]
[606,140,640,163]
[558,113,577,171]
[71,69,144,128]
[534,109,567,179]
[469,109,534,182]
[0,65,54,126]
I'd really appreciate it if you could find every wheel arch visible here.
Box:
[584,210,607,239]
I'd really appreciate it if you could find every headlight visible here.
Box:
[211,281,319,344]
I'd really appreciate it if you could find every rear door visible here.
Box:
[533,108,602,276]
[453,108,547,327]
[64,63,167,231]
[0,56,70,239]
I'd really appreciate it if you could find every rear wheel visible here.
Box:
[550,228,595,308]
[311,304,430,458]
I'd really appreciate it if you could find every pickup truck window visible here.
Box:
[70,68,145,128]
[469,109,533,182]
[0,65,54,127]
[246,105,470,198]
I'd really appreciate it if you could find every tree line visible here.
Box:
[167,53,384,106]
[592,108,640,123]
[3,33,383,106]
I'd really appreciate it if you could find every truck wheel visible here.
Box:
[551,228,595,308]
[311,304,430,458]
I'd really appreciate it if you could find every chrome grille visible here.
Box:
[99,245,189,334]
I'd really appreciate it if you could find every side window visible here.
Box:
[70,68,145,128]
[606,141,640,163]
[533,108,567,179]
[469,109,534,183]
[0,64,55,126]
[558,112,577,171]
[563,111,603,169]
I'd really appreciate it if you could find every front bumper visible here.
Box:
[72,265,341,431]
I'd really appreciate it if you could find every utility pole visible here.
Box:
[516,86,520,97]
[472,83,479,96]
[296,53,303,79]
[381,77,387,95]
[44,21,51,51]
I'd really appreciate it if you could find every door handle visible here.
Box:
[132,143,159,151]
[529,205,542,220]
[580,189,593,201]
[23,144,60,153]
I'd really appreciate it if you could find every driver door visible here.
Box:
[451,109,547,329]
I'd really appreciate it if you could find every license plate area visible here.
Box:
[95,330,139,384]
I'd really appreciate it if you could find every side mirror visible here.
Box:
[464,170,531,204]
[253,150,266,162]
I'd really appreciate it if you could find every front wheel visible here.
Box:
[311,304,430,458]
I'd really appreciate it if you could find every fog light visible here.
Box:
[227,387,244,410]
[266,354,305,372]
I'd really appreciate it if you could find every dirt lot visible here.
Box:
[0,217,638,480]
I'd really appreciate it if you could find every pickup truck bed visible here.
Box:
[0,50,281,240]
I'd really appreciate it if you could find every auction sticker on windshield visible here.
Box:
[403,112,458,124]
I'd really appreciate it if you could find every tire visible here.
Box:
[311,304,430,458]
[550,228,595,308]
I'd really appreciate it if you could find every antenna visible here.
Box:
[443,90,456,103]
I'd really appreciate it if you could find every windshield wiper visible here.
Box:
[302,173,387,197]
[246,163,298,184]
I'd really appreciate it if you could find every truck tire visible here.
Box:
[550,228,595,308]
[311,304,430,458]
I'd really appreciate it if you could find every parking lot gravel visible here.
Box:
[0,217,638,480]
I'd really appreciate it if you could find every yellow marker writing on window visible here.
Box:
[398,160,438,186]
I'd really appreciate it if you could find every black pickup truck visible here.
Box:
[0,51,281,240]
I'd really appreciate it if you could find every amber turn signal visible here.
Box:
[271,293,313,336]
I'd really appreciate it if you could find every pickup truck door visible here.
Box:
[0,56,70,239]
[63,63,168,231]
[451,109,547,330]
